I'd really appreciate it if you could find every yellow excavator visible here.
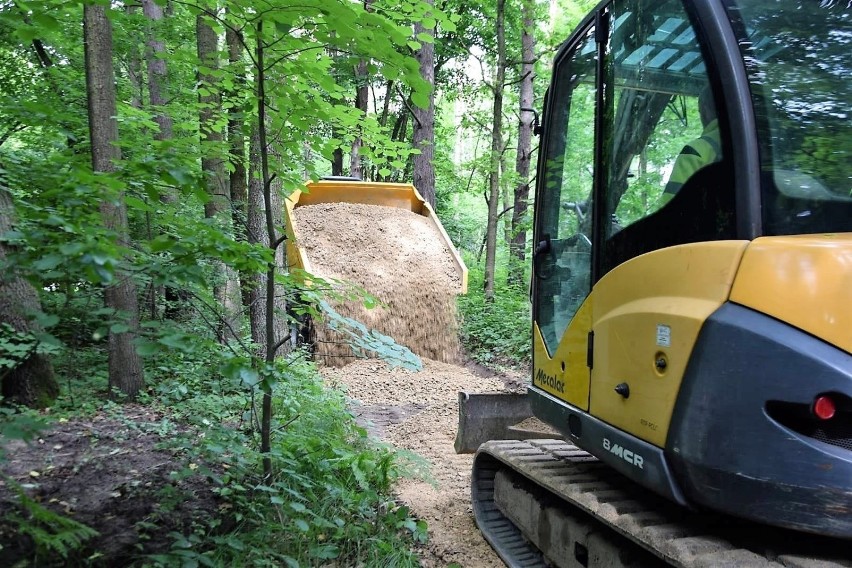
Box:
[458,0,851,565]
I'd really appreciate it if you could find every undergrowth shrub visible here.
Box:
[458,258,531,368]
[147,351,425,567]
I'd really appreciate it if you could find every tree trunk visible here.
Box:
[197,15,241,343]
[142,0,176,202]
[501,141,511,245]
[0,187,58,408]
[484,0,506,303]
[125,5,144,110]
[83,4,145,399]
[350,58,368,180]
[254,25,290,477]
[350,0,372,180]
[331,141,344,176]
[508,0,535,287]
[247,127,287,354]
[411,0,436,207]
[226,20,251,311]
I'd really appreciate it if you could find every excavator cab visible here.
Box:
[529,0,851,537]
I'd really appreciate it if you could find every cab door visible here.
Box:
[531,23,597,410]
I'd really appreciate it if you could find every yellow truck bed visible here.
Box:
[284,179,468,294]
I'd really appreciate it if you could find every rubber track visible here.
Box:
[472,439,852,568]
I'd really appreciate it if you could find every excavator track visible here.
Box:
[472,439,852,568]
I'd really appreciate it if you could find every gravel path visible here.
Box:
[322,358,522,567]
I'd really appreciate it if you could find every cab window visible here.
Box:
[533,26,596,354]
[600,0,737,274]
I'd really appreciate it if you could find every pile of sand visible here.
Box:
[292,202,462,366]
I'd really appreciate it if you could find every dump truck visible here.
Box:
[283,177,468,362]
[284,177,467,293]
[459,1,852,566]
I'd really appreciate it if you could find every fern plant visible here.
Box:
[3,478,98,559]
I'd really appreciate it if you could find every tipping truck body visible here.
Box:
[284,178,467,294]
[462,0,852,566]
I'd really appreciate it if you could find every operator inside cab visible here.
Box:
[660,87,722,204]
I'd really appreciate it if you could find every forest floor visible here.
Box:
[0,357,526,567]
[0,404,218,565]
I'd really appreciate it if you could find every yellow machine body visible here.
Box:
[533,236,850,449]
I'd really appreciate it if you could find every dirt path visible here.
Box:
[322,358,525,567]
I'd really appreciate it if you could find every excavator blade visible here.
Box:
[454,391,559,453]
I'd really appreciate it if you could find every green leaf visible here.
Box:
[32,13,60,30]
[310,544,340,560]
[150,235,176,252]
[33,312,59,328]
[14,27,38,43]
[110,323,130,334]
[294,519,309,532]
[411,89,430,110]
[135,339,159,357]
[125,195,153,212]
[33,254,63,271]
[239,368,259,387]
[58,243,84,256]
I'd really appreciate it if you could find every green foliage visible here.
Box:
[1,479,99,559]
[458,257,531,368]
[145,352,425,567]
[0,400,48,461]
[0,323,52,373]
[319,301,422,371]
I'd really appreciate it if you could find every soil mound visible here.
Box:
[293,202,462,366]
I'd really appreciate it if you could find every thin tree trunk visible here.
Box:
[0,187,58,408]
[331,140,344,176]
[226,20,251,310]
[247,127,288,353]
[379,80,394,129]
[350,58,368,180]
[509,0,536,287]
[485,0,506,302]
[83,4,145,398]
[501,141,511,245]
[253,23,290,477]
[349,0,372,180]
[411,0,436,206]
[197,14,241,343]
[125,5,144,110]
[141,0,176,317]
[484,0,506,302]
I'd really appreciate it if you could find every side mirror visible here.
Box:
[520,107,541,136]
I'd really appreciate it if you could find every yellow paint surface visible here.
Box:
[589,241,748,447]
[533,297,593,410]
[730,235,852,354]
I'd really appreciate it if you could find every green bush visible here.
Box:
[458,260,531,368]
[147,352,425,568]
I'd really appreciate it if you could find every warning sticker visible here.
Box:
[656,324,671,347]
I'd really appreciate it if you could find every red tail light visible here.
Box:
[813,395,836,421]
